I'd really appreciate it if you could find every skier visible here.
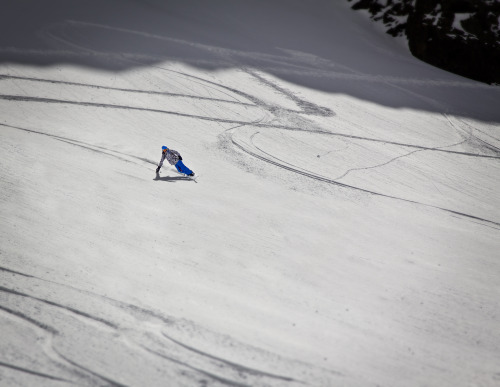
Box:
[156,146,195,177]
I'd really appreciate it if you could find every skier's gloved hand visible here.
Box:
[178,156,182,160]
[156,166,160,173]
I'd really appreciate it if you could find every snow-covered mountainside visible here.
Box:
[1,0,500,386]
[349,0,500,84]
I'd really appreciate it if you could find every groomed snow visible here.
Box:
[1,1,500,386]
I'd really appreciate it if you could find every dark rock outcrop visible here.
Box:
[348,0,500,84]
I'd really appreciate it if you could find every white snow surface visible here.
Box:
[452,13,474,37]
[1,0,500,386]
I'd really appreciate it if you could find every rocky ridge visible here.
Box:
[349,0,500,84]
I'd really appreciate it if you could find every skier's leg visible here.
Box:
[175,160,193,175]
[175,162,183,173]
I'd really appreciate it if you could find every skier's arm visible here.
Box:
[156,153,166,173]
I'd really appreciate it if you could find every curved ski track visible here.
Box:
[0,266,320,386]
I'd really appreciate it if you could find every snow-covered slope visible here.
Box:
[1,1,500,386]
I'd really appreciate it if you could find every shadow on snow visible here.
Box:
[2,0,500,122]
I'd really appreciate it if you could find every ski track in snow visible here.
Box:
[1,61,498,227]
[0,266,317,386]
